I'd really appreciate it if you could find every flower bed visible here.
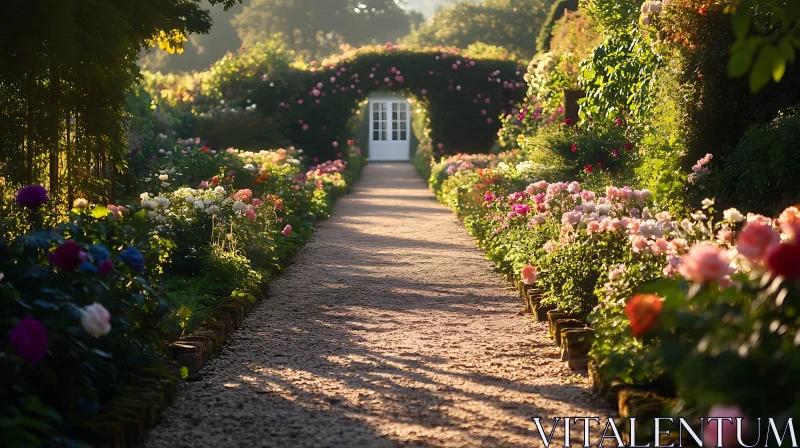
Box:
[0,143,365,445]
[424,154,800,440]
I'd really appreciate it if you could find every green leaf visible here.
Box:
[728,38,762,77]
[773,57,787,82]
[91,349,113,358]
[732,4,752,40]
[778,37,796,64]
[750,45,779,92]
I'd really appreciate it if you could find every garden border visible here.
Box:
[70,164,365,447]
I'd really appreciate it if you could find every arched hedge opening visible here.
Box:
[155,44,528,161]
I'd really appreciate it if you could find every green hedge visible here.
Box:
[536,0,579,54]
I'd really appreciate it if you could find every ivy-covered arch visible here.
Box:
[202,44,529,160]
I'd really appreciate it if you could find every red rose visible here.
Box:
[46,241,86,272]
[765,240,800,280]
[625,294,663,337]
[201,146,211,153]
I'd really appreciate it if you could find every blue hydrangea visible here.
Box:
[79,261,98,274]
[90,244,110,262]
[117,246,144,273]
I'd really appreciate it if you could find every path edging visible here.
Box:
[506,274,672,421]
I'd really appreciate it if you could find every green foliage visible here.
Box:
[728,0,800,92]
[716,109,800,215]
[536,0,579,54]
[579,29,660,124]
[579,0,641,31]
[538,232,631,316]
[232,0,420,61]
[0,140,364,444]
[0,0,242,208]
[400,0,552,59]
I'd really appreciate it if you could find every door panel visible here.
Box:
[369,100,410,161]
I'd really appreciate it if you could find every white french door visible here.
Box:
[369,100,410,161]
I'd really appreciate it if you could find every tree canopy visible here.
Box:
[0,0,242,205]
[231,0,424,61]
[400,0,552,59]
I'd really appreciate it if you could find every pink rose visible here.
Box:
[282,225,292,237]
[587,220,601,234]
[736,222,780,262]
[679,243,733,283]
[630,236,649,254]
[704,405,749,448]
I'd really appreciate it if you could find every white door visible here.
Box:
[369,100,410,161]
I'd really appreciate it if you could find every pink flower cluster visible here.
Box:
[687,153,712,185]
[308,159,347,175]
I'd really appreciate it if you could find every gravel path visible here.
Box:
[144,163,610,448]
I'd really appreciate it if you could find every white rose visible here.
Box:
[73,198,88,208]
[723,208,744,223]
[597,204,612,215]
[207,205,220,214]
[140,192,151,200]
[157,214,167,223]
[81,303,111,338]
[214,186,225,195]
[158,174,169,181]
[194,200,204,209]
[701,198,715,209]
[155,197,170,208]
[141,199,157,210]
[233,201,245,211]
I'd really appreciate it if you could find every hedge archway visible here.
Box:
[206,45,529,160]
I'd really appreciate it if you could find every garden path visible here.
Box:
[143,163,610,448]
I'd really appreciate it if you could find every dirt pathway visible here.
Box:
[144,163,610,448]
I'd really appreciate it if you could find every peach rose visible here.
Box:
[679,243,733,283]
[521,265,537,285]
[736,222,780,262]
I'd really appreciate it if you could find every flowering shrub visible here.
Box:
[627,207,800,431]
[1,142,364,444]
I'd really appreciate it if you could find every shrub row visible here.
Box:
[423,154,800,440]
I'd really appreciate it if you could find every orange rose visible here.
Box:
[625,294,663,337]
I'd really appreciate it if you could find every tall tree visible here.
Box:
[0,0,241,205]
[231,0,420,60]
[400,0,552,59]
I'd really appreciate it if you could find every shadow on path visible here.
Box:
[144,163,611,448]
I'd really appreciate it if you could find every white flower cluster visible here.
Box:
[169,186,229,216]
[640,0,671,25]
[525,52,555,82]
